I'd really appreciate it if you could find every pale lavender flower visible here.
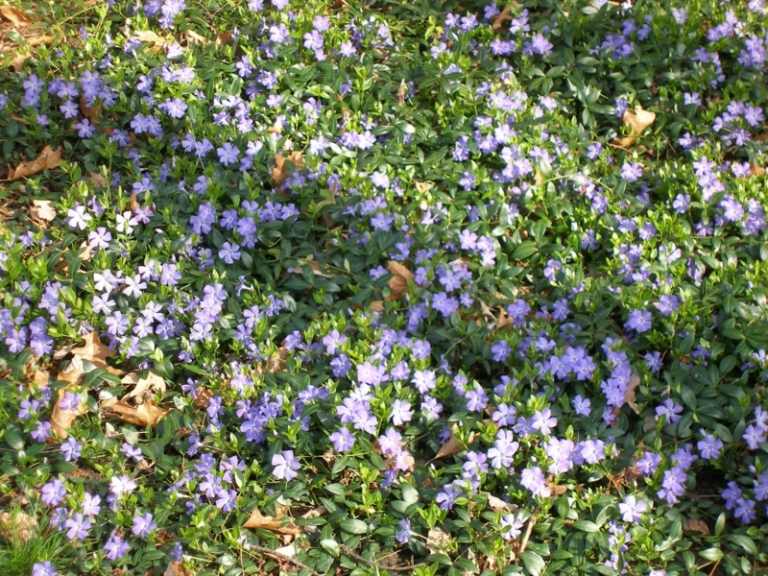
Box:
[272,449,300,481]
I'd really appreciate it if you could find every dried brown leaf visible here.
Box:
[271,153,286,184]
[491,5,514,31]
[79,93,101,123]
[30,199,56,224]
[434,427,475,460]
[6,146,62,181]
[426,527,452,554]
[163,561,193,576]
[615,106,656,148]
[102,399,168,427]
[0,510,37,543]
[0,5,30,27]
[624,372,641,414]
[386,260,413,301]
[684,517,710,536]
[71,331,113,369]
[122,371,166,404]
[51,386,85,439]
[243,507,302,536]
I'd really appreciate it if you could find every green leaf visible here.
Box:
[521,551,545,576]
[513,242,539,260]
[729,534,757,555]
[340,519,368,535]
[700,548,723,562]
[574,520,599,533]
[320,538,340,557]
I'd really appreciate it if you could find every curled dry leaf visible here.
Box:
[491,4,515,31]
[426,527,452,554]
[684,517,710,536]
[132,30,171,49]
[624,372,641,414]
[163,561,193,576]
[0,5,31,27]
[271,151,304,185]
[71,331,113,369]
[51,386,85,439]
[102,399,168,428]
[79,94,101,123]
[386,260,413,301]
[615,105,656,148]
[122,371,166,403]
[487,494,512,511]
[266,345,289,373]
[243,507,302,536]
[6,145,62,181]
[30,200,56,224]
[434,426,475,460]
[0,510,37,543]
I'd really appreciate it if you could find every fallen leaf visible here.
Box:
[30,369,49,389]
[397,79,407,105]
[6,146,62,181]
[30,199,56,224]
[491,4,514,31]
[751,164,765,177]
[624,372,641,414]
[71,332,113,369]
[0,5,30,27]
[163,561,193,576]
[266,346,289,373]
[434,426,475,460]
[549,482,568,497]
[57,355,85,386]
[684,518,710,536]
[369,300,384,312]
[487,494,512,511]
[0,510,37,544]
[102,399,168,427]
[615,105,656,148]
[79,94,101,123]
[386,260,413,301]
[271,151,304,185]
[271,153,286,184]
[243,507,302,536]
[426,527,452,554]
[51,387,85,439]
[184,29,207,45]
[122,371,166,403]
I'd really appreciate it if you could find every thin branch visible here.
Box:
[341,544,419,573]
[517,514,538,556]
[245,544,319,575]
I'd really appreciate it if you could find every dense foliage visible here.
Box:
[1,0,768,574]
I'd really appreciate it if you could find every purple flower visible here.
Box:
[395,518,411,544]
[65,512,92,541]
[531,407,557,435]
[32,562,58,576]
[488,429,519,469]
[412,369,436,394]
[272,449,300,481]
[330,427,355,452]
[104,530,130,560]
[697,433,723,460]
[572,395,591,416]
[390,399,413,426]
[625,309,652,333]
[657,466,686,504]
[491,340,511,362]
[619,494,648,523]
[520,466,550,498]
[131,511,156,538]
[41,478,66,506]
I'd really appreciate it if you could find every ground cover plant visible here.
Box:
[1,0,768,574]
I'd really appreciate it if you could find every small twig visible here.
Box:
[341,545,418,573]
[246,544,319,575]
[707,559,721,576]
[517,514,538,556]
